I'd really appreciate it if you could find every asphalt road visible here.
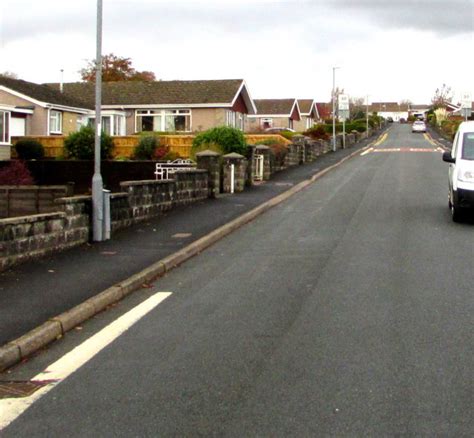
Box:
[2,123,472,436]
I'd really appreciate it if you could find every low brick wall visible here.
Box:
[0,170,209,271]
[0,185,74,218]
[0,210,89,272]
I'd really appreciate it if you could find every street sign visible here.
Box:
[461,92,472,109]
[339,109,350,120]
[338,94,349,111]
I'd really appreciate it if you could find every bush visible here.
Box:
[0,160,35,185]
[15,139,45,160]
[304,124,330,140]
[192,126,247,155]
[269,143,289,168]
[64,126,113,160]
[133,134,159,160]
[279,130,297,140]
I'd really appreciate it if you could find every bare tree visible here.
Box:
[431,84,453,109]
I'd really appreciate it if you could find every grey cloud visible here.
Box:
[330,0,473,36]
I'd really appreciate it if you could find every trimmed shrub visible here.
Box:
[15,139,45,160]
[304,125,330,140]
[0,160,35,185]
[133,134,158,160]
[64,126,113,160]
[192,126,247,155]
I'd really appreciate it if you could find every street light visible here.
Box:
[92,0,104,241]
[366,95,369,138]
[332,66,340,152]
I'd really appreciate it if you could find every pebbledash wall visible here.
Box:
[0,170,209,271]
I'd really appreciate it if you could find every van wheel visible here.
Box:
[451,204,464,223]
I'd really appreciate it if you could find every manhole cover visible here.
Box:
[0,380,55,399]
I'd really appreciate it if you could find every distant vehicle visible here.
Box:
[387,117,394,123]
[264,127,296,133]
[442,121,474,222]
[412,120,426,133]
[399,118,407,124]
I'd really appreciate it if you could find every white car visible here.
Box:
[412,120,426,133]
[264,127,296,133]
[442,121,474,222]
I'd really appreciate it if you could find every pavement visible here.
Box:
[0,131,384,370]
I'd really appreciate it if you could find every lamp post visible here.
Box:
[366,95,369,138]
[332,66,340,152]
[92,0,104,241]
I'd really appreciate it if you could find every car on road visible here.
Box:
[442,121,474,222]
[412,120,426,133]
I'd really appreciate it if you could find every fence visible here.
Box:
[11,134,290,160]
[0,185,74,218]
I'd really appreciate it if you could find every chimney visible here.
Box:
[60,69,64,93]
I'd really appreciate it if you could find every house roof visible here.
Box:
[297,99,315,115]
[253,99,299,116]
[0,75,91,110]
[47,79,256,113]
[369,102,409,112]
[410,104,430,110]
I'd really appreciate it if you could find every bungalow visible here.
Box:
[246,99,301,132]
[369,102,409,122]
[408,104,430,120]
[0,76,91,159]
[293,99,320,131]
[50,79,256,135]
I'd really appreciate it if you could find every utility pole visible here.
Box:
[332,67,339,152]
[92,0,104,241]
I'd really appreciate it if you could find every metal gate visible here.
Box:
[253,154,264,181]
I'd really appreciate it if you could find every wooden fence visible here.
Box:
[11,134,290,160]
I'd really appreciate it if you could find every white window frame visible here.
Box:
[88,112,126,136]
[0,110,11,145]
[49,110,62,134]
[135,109,192,133]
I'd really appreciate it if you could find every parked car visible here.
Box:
[412,120,426,133]
[264,127,296,133]
[442,121,474,222]
[387,117,394,123]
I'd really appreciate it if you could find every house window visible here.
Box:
[88,114,126,136]
[136,109,191,132]
[77,115,89,131]
[261,118,273,129]
[49,110,62,134]
[0,111,10,144]
[289,119,294,129]
[226,111,245,131]
[305,117,313,130]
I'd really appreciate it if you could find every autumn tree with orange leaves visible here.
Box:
[79,53,156,82]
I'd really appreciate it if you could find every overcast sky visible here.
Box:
[1,0,473,104]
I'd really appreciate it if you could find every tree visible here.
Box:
[0,71,19,79]
[79,53,156,82]
[431,84,453,109]
[349,97,366,120]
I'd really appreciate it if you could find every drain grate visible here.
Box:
[0,380,55,399]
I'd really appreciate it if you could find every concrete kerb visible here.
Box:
[0,136,378,373]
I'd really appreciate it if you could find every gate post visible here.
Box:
[222,152,247,193]
[255,145,271,180]
[196,150,221,198]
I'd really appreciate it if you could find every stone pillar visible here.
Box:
[255,145,271,181]
[222,153,247,193]
[196,150,221,198]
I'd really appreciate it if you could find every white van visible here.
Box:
[442,121,474,222]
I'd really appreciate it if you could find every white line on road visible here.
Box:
[0,292,172,431]
[360,148,373,156]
